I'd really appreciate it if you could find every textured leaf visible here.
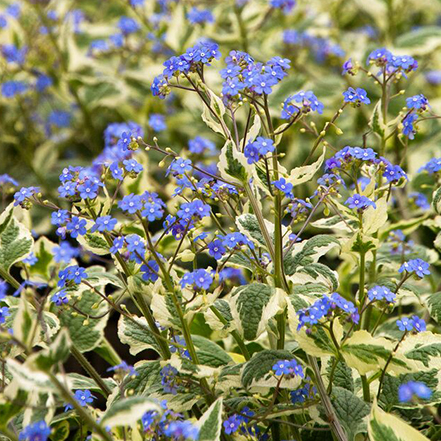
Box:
[31,329,71,371]
[59,286,109,352]
[284,235,340,275]
[118,315,161,356]
[67,373,117,395]
[13,296,38,350]
[369,100,386,138]
[76,232,110,256]
[193,335,232,367]
[236,213,271,248]
[0,205,33,273]
[241,350,301,390]
[326,359,354,392]
[218,140,251,184]
[230,283,284,341]
[427,292,441,325]
[124,361,162,396]
[398,331,441,370]
[331,387,370,441]
[101,396,160,428]
[341,331,407,375]
[197,398,223,441]
[368,400,430,441]
[27,237,57,282]
[201,88,228,137]
[285,146,326,187]
[433,187,441,215]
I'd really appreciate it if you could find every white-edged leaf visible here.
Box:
[197,398,223,441]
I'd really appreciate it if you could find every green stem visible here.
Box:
[71,345,111,398]
[0,427,19,441]
[0,268,20,290]
[209,305,250,361]
[47,372,113,441]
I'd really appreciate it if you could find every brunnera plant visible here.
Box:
[2,11,441,441]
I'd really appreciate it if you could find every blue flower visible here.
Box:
[141,260,159,282]
[406,94,429,111]
[161,364,179,394]
[66,217,87,238]
[402,113,418,139]
[23,252,38,266]
[1,80,27,98]
[188,136,215,154]
[0,281,7,300]
[148,114,167,132]
[342,58,355,75]
[398,258,430,278]
[110,162,124,180]
[367,286,395,303]
[177,200,211,221]
[118,16,140,35]
[77,179,99,199]
[119,194,143,214]
[343,87,370,105]
[396,317,414,332]
[14,186,39,205]
[331,293,357,314]
[208,239,226,260]
[282,90,323,118]
[51,290,68,306]
[0,306,10,324]
[91,215,117,233]
[169,158,192,175]
[123,159,143,174]
[383,163,407,183]
[222,232,254,249]
[107,361,137,376]
[64,389,96,411]
[419,158,441,174]
[181,269,213,290]
[19,421,51,441]
[110,237,124,254]
[142,201,164,222]
[58,265,88,287]
[270,0,296,13]
[409,192,430,210]
[51,209,69,226]
[345,194,376,210]
[126,234,145,256]
[273,178,293,198]
[163,421,199,440]
[244,143,260,164]
[398,381,432,402]
[187,7,214,24]
[223,415,242,435]
[253,137,275,155]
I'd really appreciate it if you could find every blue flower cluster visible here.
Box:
[398,381,432,403]
[345,194,376,211]
[152,42,221,99]
[396,315,426,333]
[19,421,51,441]
[283,30,344,63]
[367,286,396,303]
[281,90,323,118]
[180,269,213,291]
[220,51,290,103]
[272,358,304,377]
[223,408,265,439]
[297,293,359,330]
[244,137,275,164]
[64,389,95,411]
[398,258,430,278]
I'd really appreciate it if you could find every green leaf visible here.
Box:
[50,420,70,441]
[197,398,223,441]
[369,100,386,138]
[193,335,232,367]
[398,331,441,370]
[67,373,116,394]
[118,315,161,356]
[6,359,58,393]
[13,296,38,350]
[76,233,110,256]
[284,146,326,187]
[368,400,430,441]
[230,283,284,341]
[432,187,441,215]
[200,87,228,137]
[218,140,251,184]
[327,359,354,392]
[101,396,161,428]
[59,286,109,352]
[427,292,441,325]
[0,205,33,273]
[31,329,72,371]
[341,331,407,375]
[241,349,301,390]
[236,213,271,249]
[0,390,27,429]
[395,26,441,53]
[330,387,370,440]
[284,235,340,275]
[27,237,57,282]
[124,361,162,396]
